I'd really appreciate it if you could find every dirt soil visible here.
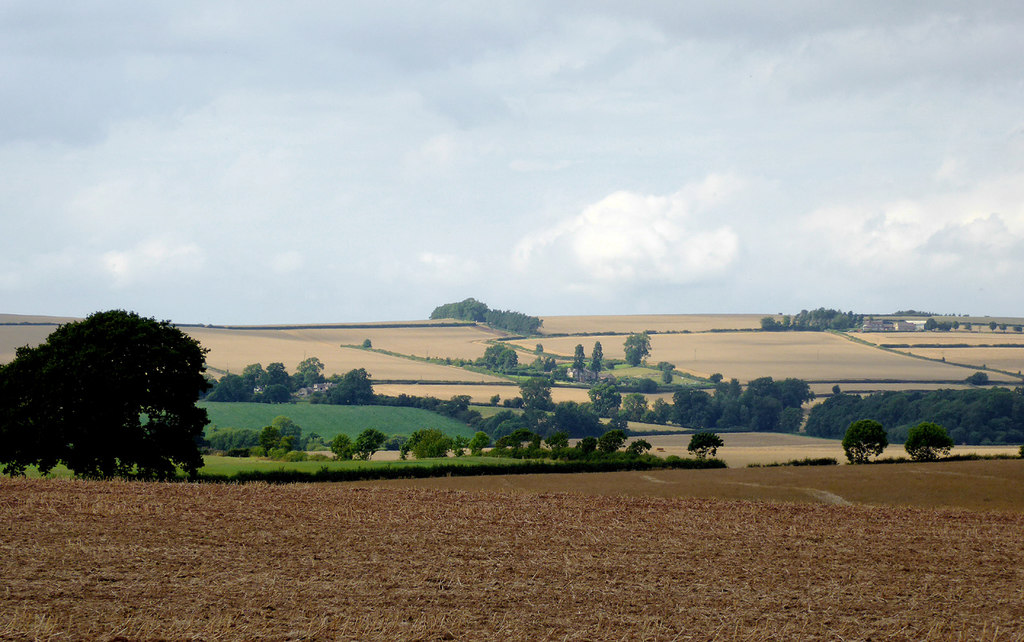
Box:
[2,478,1023,641]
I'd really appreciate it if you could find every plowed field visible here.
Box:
[2,478,1022,641]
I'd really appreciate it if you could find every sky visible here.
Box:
[2,2,1023,324]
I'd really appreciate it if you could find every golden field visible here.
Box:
[516,331,1016,383]
[849,330,1024,345]
[537,313,767,334]
[185,327,508,382]
[640,431,1022,468]
[895,347,1024,375]
[2,474,1023,640]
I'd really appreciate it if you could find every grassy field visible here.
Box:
[2,476,1022,640]
[201,401,475,439]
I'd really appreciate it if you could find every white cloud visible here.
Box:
[269,251,304,275]
[415,252,480,284]
[514,176,742,289]
[102,240,204,287]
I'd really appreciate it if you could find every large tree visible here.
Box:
[590,341,604,372]
[623,332,651,366]
[0,310,210,478]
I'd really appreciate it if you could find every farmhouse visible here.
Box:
[861,319,922,332]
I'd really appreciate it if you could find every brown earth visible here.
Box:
[2,471,1023,641]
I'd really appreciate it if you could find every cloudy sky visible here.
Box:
[2,2,1023,323]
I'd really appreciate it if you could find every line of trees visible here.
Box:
[806,387,1024,445]
[761,308,863,331]
[841,419,956,462]
[205,358,328,403]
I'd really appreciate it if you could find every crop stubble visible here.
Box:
[1,479,1022,641]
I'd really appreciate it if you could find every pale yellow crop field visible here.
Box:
[902,348,1024,375]
[186,327,507,382]
[0,325,56,364]
[268,324,500,360]
[522,332,1017,383]
[808,382,977,395]
[372,383,599,404]
[538,314,767,335]
[849,331,1024,346]
[642,432,1022,468]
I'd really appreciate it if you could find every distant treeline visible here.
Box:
[806,387,1024,445]
[430,297,542,334]
[761,308,863,331]
[672,376,814,432]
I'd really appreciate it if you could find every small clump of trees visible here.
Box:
[429,298,542,334]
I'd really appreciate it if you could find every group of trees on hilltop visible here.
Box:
[807,387,1024,445]
[761,308,863,331]
[430,298,542,334]
[673,376,814,432]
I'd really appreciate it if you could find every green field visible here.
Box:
[200,402,475,440]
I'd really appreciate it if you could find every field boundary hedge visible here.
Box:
[196,457,725,483]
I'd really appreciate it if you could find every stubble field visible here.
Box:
[537,313,767,334]
[517,331,1012,383]
[2,476,1023,641]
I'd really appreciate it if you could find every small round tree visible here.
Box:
[842,419,888,464]
[905,422,954,461]
[597,429,627,453]
[687,432,724,459]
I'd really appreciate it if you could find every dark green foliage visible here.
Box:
[760,308,863,331]
[805,387,1024,445]
[324,368,375,405]
[429,298,542,333]
[590,342,604,372]
[687,432,724,459]
[597,429,627,453]
[965,371,990,386]
[407,428,454,459]
[625,439,652,455]
[588,382,621,417]
[0,310,210,479]
[330,434,353,459]
[352,428,387,460]
[550,402,603,438]
[478,344,520,371]
[519,376,553,411]
[748,457,838,468]
[623,332,651,366]
[673,376,811,432]
[573,344,585,371]
[577,436,598,454]
[469,431,491,455]
[842,419,888,463]
[545,431,569,449]
[205,374,253,402]
[205,427,260,451]
[905,422,954,461]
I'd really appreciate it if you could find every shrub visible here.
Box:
[842,419,888,464]
[905,422,954,461]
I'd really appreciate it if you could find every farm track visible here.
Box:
[2,474,1023,641]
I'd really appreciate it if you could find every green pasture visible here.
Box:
[200,402,475,440]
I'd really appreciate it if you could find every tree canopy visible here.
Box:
[623,332,651,366]
[0,310,210,478]
[429,298,542,334]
